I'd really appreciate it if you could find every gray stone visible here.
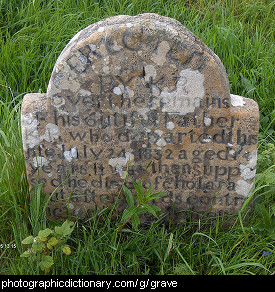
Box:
[21,13,259,221]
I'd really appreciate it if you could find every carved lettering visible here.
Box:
[22,14,259,222]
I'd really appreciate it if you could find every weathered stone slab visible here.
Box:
[21,13,259,222]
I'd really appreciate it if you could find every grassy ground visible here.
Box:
[0,0,274,275]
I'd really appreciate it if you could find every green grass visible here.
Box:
[0,0,274,275]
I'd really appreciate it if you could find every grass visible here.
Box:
[0,0,274,275]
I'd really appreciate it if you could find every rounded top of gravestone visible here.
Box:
[21,13,259,221]
[48,13,230,106]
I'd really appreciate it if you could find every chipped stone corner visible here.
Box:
[230,94,259,112]
[230,94,246,107]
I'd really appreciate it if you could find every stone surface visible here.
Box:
[21,13,259,221]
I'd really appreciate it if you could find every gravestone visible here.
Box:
[21,13,259,222]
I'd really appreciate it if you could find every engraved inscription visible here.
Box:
[21,14,259,222]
